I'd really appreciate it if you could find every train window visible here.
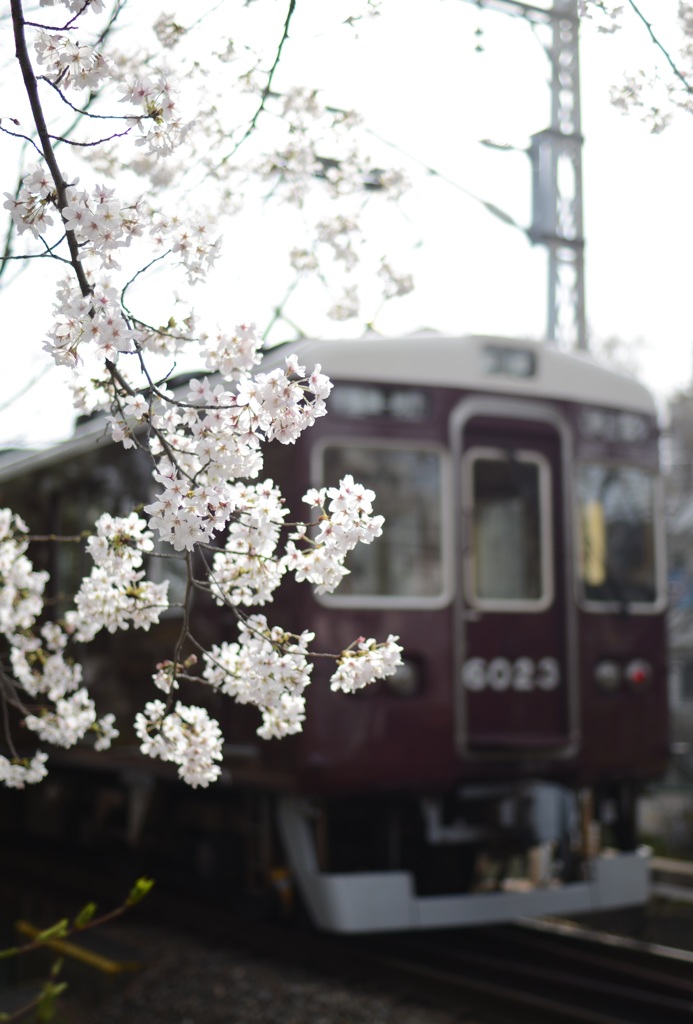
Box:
[6,448,155,615]
[578,408,650,444]
[317,442,449,606]
[577,464,658,607]
[463,448,553,611]
[329,384,431,421]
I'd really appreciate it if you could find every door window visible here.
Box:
[464,447,553,611]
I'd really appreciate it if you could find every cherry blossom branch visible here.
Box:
[26,0,100,33]
[0,122,45,156]
[0,669,21,758]
[0,1,124,300]
[39,75,130,119]
[214,0,297,170]
[0,1,406,789]
[48,123,136,146]
[11,0,92,298]
[625,0,693,93]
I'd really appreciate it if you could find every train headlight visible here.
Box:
[385,659,420,697]
[625,659,652,691]
[594,659,621,692]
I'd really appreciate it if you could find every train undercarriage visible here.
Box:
[0,763,651,933]
[277,782,651,932]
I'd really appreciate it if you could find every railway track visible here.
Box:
[5,850,693,1023]
[8,901,693,1023]
[651,854,693,903]
[363,919,693,1024]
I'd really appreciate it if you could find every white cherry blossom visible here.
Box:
[134,700,223,788]
[330,635,404,693]
[0,752,49,790]
[0,1,408,788]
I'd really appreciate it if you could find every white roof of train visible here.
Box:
[278,332,657,414]
[0,333,655,482]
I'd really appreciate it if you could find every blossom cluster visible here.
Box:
[5,171,141,272]
[330,635,403,693]
[579,1,693,131]
[0,510,47,637]
[140,354,333,552]
[286,475,385,594]
[6,512,168,764]
[379,259,415,300]
[327,286,360,322]
[3,165,55,240]
[10,620,82,703]
[0,510,119,786]
[39,0,106,12]
[67,512,169,641]
[11,0,416,344]
[8,627,109,761]
[316,215,361,271]
[134,699,223,788]
[118,69,192,157]
[152,13,187,50]
[62,184,142,269]
[44,279,138,367]
[203,615,313,742]
[248,82,411,316]
[200,322,264,380]
[209,480,288,607]
[25,689,98,748]
[0,752,48,790]
[35,30,112,91]
[0,1,409,791]
[201,617,401,748]
[149,210,223,284]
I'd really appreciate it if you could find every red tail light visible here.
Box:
[624,659,652,691]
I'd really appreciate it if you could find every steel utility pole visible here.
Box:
[463,0,586,350]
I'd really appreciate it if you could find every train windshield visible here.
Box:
[577,464,658,606]
[320,443,445,600]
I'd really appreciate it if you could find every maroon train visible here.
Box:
[0,333,669,931]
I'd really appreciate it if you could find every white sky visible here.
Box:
[0,0,691,446]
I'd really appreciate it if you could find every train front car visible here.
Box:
[270,333,668,932]
[0,332,668,934]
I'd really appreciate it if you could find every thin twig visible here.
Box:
[626,0,693,94]
[213,0,297,172]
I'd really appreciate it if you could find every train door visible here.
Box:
[452,399,578,757]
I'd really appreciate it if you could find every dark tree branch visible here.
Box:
[0,122,44,156]
[25,0,100,33]
[94,0,127,47]
[214,0,297,172]
[0,0,127,294]
[626,0,693,94]
[39,75,133,121]
[11,0,92,299]
[48,124,136,146]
